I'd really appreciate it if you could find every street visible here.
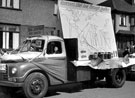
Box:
[0,80,135,98]
[45,80,135,98]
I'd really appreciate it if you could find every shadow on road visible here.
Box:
[46,82,82,97]
[46,80,111,97]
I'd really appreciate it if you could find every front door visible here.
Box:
[44,40,67,85]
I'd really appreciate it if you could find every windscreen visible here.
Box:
[19,39,45,52]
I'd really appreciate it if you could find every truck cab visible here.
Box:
[0,35,68,84]
[0,35,69,98]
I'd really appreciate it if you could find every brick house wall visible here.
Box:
[0,0,62,49]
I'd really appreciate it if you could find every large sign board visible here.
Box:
[28,25,56,37]
[58,0,118,60]
[28,25,44,37]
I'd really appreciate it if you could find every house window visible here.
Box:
[119,14,126,26]
[130,16,135,26]
[0,0,20,9]
[0,24,20,49]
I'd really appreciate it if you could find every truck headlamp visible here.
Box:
[12,67,17,74]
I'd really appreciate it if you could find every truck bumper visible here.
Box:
[0,81,23,87]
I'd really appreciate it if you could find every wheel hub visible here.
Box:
[30,79,43,95]
[116,71,123,83]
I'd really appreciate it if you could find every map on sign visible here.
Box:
[58,0,117,60]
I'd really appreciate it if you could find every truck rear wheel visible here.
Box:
[106,69,126,88]
[23,72,48,98]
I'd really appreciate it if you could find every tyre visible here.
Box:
[23,72,48,98]
[106,68,126,88]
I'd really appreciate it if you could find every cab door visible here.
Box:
[44,40,67,84]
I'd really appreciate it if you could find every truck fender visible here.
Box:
[20,68,50,85]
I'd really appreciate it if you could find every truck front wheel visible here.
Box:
[23,72,48,98]
[106,69,126,88]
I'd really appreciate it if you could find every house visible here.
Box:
[99,0,135,56]
[1,0,134,56]
[0,0,93,50]
[0,0,61,50]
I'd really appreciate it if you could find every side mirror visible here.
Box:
[43,48,46,56]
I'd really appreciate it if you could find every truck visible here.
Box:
[0,0,134,98]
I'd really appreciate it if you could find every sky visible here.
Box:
[84,0,107,4]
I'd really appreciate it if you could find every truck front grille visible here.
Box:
[0,72,8,80]
[0,64,8,80]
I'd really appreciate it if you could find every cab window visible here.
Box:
[30,40,45,52]
[47,41,62,54]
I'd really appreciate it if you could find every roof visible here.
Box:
[116,30,135,35]
[99,0,135,13]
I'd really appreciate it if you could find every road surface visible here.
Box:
[46,80,135,98]
[0,80,135,98]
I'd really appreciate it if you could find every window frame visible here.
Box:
[130,15,135,26]
[46,41,62,55]
[119,14,127,27]
[0,0,21,10]
[0,24,20,49]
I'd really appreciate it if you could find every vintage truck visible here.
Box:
[0,35,128,98]
[0,0,134,98]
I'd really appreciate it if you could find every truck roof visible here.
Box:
[27,35,63,41]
